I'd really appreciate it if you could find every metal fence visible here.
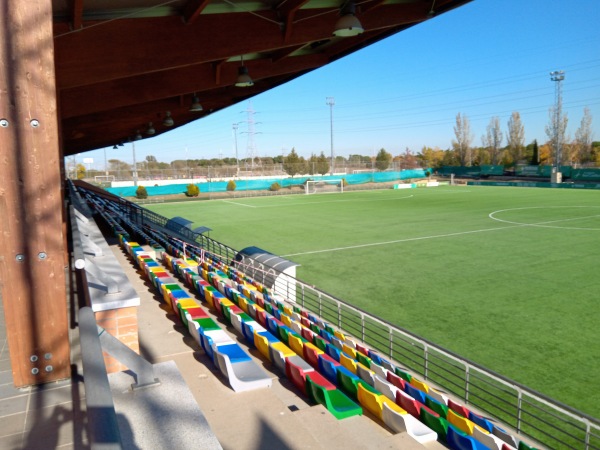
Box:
[93,186,599,450]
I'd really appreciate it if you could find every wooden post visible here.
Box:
[0,0,71,386]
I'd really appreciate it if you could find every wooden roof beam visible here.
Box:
[182,0,211,24]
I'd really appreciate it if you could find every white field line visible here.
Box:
[221,200,257,208]
[250,194,415,208]
[282,209,599,257]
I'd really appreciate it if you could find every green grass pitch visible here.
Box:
[146,186,600,418]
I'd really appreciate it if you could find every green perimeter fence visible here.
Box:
[107,189,599,450]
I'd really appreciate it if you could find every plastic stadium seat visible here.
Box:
[395,367,412,383]
[278,326,293,345]
[425,395,449,418]
[342,343,357,359]
[331,336,344,351]
[447,424,489,450]
[472,426,512,449]
[269,342,295,373]
[214,345,272,393]
[318,353,341,385]
[254,330,278,361]
[266,316,282,336]
[468,411,494,433]
[325,343,341,362]
[373,375,400,402]
[337,366,363,401]
[427,387,449,405]
[420,408,449,443]
[301,326,316,343]
[381,402,438,444]
[386,371,406,391]
[448,398,470,418]
[356,363,375,386]
[285,355,315,396]
[357,382,388,420]
[303,342,323,369]
[396,389,426,419]
[306,375,362,420]
[355,343,369,356]
[339,352,357,374]
[404,383,427,404]
[492,426,519,448]
[369,362,387,378]
[447,409,479,435]
[289,320,302,335]
[410,377,429,393]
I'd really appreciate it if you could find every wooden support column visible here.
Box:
[0,0,71,386]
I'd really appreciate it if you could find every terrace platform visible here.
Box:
[0,236,442,449]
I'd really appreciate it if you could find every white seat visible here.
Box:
[382,402,438,444]
[374,374,400,402]
[473,426,512,449]
[356,363,375,386]
[370,362,388,378]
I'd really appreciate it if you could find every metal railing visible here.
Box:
[83,184,600,450]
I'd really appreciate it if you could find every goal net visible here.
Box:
[305,179,344,195]
[94,175,115,184]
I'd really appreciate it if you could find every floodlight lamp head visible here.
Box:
[134,130,142,140]
[146,122,156,135]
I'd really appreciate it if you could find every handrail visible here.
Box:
[79,307,123,450]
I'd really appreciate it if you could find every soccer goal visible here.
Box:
[94,175,115,184]
[305,179,344,195]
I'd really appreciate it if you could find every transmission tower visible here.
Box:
[243,101,260,169]
[550,70,565,169]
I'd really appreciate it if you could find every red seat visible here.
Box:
[285,355,315,396]
[397,390,439,420]
[303,344,322,369]
[386,371,406,390]
[448,398,470,418]
[301,327,315,342]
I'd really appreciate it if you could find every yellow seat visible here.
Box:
[254,331,272,361]
[334,330,346,341]
[177,299,198,309]
[447,409,480,435]
[340,352,357,374]
[237,296,249,313]
[342,343,357,359]
[288,333,305,356]
[283,305,293,316]
[281,314,292,327]
[410,378,429,393]
[357,382,386,420]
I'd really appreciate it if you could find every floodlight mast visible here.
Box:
[326,97,335,175]
[550,70,565,170]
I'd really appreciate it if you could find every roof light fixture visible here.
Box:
[163,111,174,127]
[189,95,203,112]
[235,56,254,87]
[333,0,364,37]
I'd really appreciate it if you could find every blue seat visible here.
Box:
[216,343,252,364]
[468,411,494,433]
[266,316,280,336]
[258,330,279,342]
[447,424,488,450]
[241,321,256,346]
[325,343,341,362]
[405,383,427,404]
[318,354,340,384]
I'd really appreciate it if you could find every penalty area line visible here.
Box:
[281,224,524,257]
[222,200,256,208]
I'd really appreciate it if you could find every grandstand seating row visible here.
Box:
[81,187,539,450]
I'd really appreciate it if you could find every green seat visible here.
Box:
[395,367,412,383]
[420,408,449,443]
[314,336,327,352]
[425,395,448,418]
[306,375,362,420]
[356,352,371,368]
[194,317,220,331]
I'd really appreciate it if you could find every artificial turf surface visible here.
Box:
[146,185,600,418]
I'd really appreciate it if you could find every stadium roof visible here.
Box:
[52,0,472,156]
[237,246,299,272]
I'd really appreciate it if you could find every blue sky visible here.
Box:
[80,0,600,168]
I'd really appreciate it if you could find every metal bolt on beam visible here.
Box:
[30,119,40,128]
[0,119,8,127]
